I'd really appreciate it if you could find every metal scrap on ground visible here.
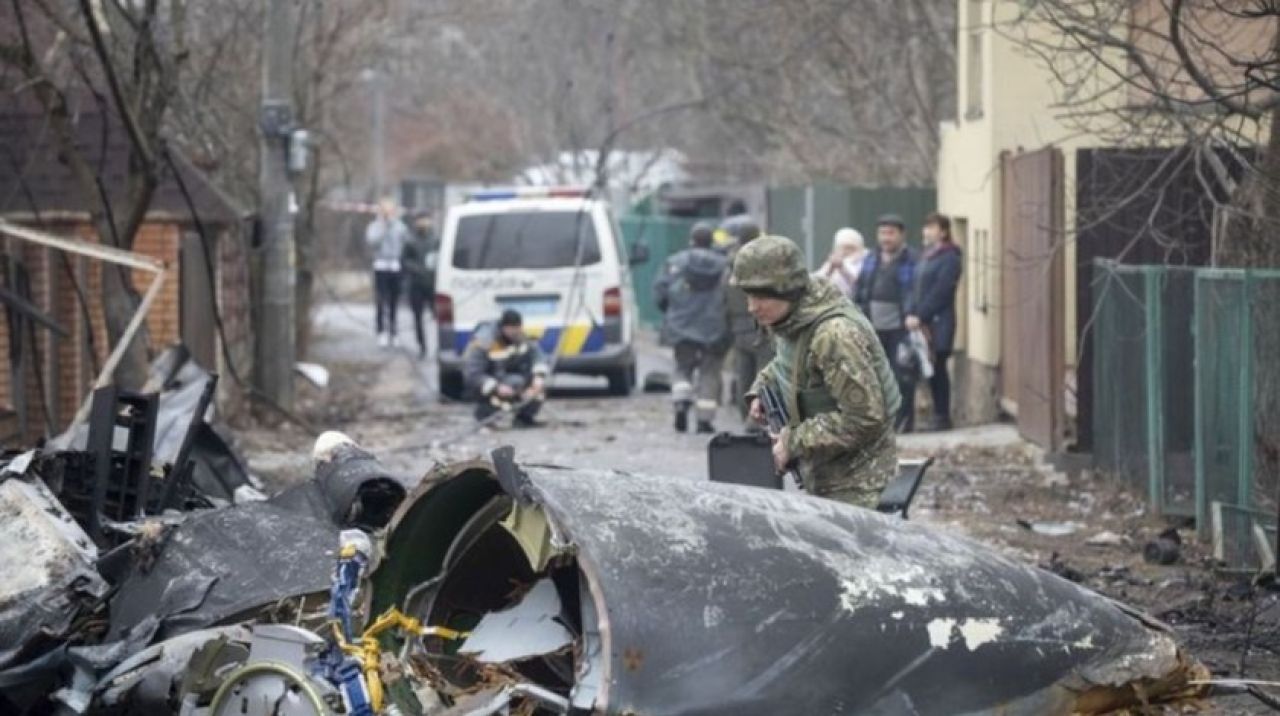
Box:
[0,421,1220,715]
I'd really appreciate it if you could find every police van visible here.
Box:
[433,187,647,399]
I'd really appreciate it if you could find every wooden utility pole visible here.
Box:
[255,0,296,412]
[363,68,387,199]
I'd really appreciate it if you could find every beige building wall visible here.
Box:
[939,0,1272,427]
[938,0,1135,421]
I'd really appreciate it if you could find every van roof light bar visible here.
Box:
[467,186,591,202]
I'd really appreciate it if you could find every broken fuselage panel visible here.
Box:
[372,456,1204,715]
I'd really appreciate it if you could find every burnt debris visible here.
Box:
[1,418,1216,715]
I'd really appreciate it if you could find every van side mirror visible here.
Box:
[629,241,651,266]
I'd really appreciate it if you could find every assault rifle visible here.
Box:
[759,384,804,490]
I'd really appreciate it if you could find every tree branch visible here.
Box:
[1168,0,1266,117]
[76,0,154,167]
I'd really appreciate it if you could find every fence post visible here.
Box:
[1193,272,1208,538]
[1144,267,1166,513]
[1239,271,1255,510]
[1091,259,1109,469]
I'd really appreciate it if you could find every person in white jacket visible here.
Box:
[813,227,867,299]
[364,198,410,347]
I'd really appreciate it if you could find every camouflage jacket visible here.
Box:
[750,278,900,506]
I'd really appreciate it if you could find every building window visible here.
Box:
[966,0,985,119]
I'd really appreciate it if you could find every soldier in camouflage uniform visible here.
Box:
[731,235,900,508]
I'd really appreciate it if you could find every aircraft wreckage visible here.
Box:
[1,432,1206,715]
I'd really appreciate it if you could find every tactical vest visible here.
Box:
[783,304,901,427]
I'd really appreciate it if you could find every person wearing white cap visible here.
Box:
[813,227,867,299]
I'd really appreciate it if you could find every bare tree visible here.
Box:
[1002,0,1279,267]
[669,0,955,186]
[382,0,954,188]
[163,0,440,356]
[3,0,960,388]
[0,0,186,387]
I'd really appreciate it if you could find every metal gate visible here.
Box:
[1073,147,1216,452]
[1000,148,1065,450]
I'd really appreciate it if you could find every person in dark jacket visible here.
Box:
[654,222,730,433]
[723,222,773,427]
[463,310,548,426]
[854,214,918,432]
[907,213,963,431]
[401,213,438,359]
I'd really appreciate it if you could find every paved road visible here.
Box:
[302,300,743,483]
[264,296,1022,489]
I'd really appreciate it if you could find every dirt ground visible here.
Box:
[233,279,1278,714]
[909,444,1280,714]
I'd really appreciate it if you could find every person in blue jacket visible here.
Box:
[854,214,917,432]
[906,213,963,431]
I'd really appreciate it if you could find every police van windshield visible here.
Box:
[452,211,601,270]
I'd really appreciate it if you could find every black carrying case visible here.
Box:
[707,432,782,490]
[707,433,934,519]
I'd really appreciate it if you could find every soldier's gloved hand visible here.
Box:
[771,428,791,472]
[748,398,765,424]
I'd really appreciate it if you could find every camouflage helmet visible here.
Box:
[730,235,809,295]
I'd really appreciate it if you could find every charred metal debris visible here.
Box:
[1,381,1217,714]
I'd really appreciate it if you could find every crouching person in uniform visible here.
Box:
[733,235,901,508]
[463,309,548,426]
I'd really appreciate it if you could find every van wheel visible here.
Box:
[438,369,465,401]
[607,364,635,396]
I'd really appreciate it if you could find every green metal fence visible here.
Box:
[619,187,934,318]
[619,214,698,328]
[1091,260,1280,559]
[1194,270,1280,553]
[766,185,936,270]
[1091,265,1157,502]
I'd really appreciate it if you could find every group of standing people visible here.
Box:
[655,209,962,438]
[654,208,962,508]
[797,213,964,433]
[851,213,963,433]
[364,198,438,358]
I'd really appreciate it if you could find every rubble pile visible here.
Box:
[0,367,1217,714]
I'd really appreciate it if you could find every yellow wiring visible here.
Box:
[329,608,469,712]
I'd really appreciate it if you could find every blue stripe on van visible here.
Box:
[453,325,608,356]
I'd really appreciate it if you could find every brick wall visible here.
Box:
[0,219,228,446]
[130,222,181,348]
